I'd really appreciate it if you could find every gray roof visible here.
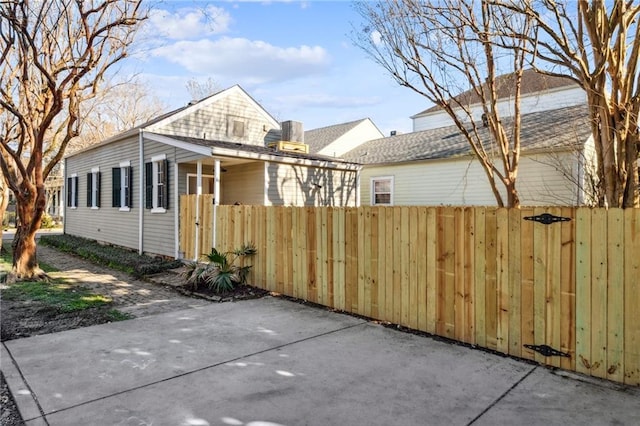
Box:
[152,133,360,165]
[304,118,370,153]
[413,69,577,117]
[342,105,591,165]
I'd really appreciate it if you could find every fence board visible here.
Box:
[624,208,640,385]
[178,203,638,386]
[590,209,608,378]
[607,209,624,383]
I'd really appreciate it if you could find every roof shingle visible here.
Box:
[342,105,591,165]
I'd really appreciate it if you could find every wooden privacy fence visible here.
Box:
[179,195,640,386]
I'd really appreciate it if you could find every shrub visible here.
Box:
[40,213,55,229]
[182,244,257,294]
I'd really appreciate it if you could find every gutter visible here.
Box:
[138,129,144,255]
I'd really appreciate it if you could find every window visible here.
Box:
[145,155,169,212]
[112,162,133,210]
[227,115,246,138]
[86,167,101,208]
[371,176,394,206]
[66,174,78,208]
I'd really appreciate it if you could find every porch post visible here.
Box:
[213,159,220,250]
[194,160,202,261]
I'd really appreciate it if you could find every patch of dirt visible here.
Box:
[1,370,24,426]
[179,283,270,302]
[0,299,127,342]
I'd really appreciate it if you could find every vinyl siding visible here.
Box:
[220,162,265,205]
[413,86,586,132]
[265,162,358,206]
[64,136,140,251]
[149,89,279,147]
[140,140,179,257]
[360,151,584,206]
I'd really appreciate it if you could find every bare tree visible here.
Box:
[355,0,535,207]
[69,77,167,154]
[494,0,640,208]
[0,0,147,280]
[0,171,9,253]
[186,76,221,102]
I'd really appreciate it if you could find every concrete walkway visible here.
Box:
[2,297,639,426]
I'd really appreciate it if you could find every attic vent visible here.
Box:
[390,130,396,136]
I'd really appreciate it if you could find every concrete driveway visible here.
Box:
[2,297,639,426]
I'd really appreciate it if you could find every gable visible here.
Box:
[146,85,280,147]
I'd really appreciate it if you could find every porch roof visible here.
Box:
[145,132,362,171]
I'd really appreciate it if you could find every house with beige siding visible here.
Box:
[341,71,595,207]
[305,118,384,157]
[64,85,360,258]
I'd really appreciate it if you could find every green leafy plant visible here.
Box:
[182,244,257,294]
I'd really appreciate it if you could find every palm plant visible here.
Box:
[181,244,257,294]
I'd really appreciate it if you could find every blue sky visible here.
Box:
[128,0,428,135]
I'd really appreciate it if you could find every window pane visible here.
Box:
[375,193,391,204]
[374,180,390,192]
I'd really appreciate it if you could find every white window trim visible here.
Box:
[151,154,167,214]
[370,176,394,206]
[70,173,78,209]
[119,161,131,212]
[90,167,100,209]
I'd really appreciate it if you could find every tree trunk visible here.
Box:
[0,185,8,253]
[11,185,46,280]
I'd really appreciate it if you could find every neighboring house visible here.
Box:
[64,85,360,258]
[305,118,384,157]
[342,70,594,206]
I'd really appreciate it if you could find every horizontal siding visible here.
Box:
[64,137,140,251]
[413,86,586,131]
[361,151,582,206]
[266,163,358,206]
[150,89,279,147]
[220,162,265,205]
[141,140,178,257]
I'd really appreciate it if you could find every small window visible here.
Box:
[233,120,245,137]
[87,168,101,208]
[145,155,169,212]
[371,176,394,206]
[113,162,133,210]
[66,174,78,208]
[227,115,246,138]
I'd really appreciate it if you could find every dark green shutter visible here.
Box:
[112,168,120,207]
[67,177,72,207]
[145,162,153,209]
[86,173,92,207]
[163,159,169,209]
[127,166,133,208]
[73,177,78,207]
[96,172,101,208]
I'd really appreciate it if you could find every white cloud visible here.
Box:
[371,30,382,46]
[151,37,330,84]
[147,5,231,40]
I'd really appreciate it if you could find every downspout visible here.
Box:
[138,129,144,255]
[194,160,202,261]
[356,169,361,207]
[62,157,67,232]
[212,159,220,250]
[174,157,179,259]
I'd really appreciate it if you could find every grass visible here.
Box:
[1,281,113,312]
[1,245,130,319]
